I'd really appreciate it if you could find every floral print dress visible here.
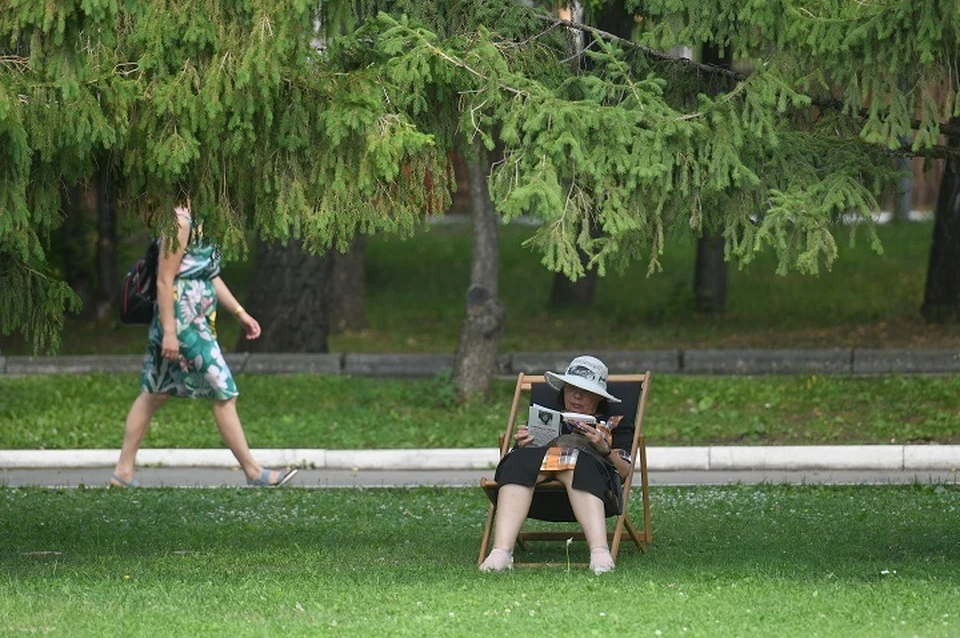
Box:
[139,217,238,400]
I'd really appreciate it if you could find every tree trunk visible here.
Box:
[693,226,728,313]
[452,150,504,400]
[61,184,96,319]
[236,239,332,352]
[330,236,367,332]
[550,265,599,308]
[95,167,118,320]
[692,43,732,315]
[920,116,960,322]
[548,0,627,308]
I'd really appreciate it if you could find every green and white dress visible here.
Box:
[140,216,239,400]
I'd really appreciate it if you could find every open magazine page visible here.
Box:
[526,404,596,447]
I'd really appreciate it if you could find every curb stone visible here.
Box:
[2,348,960,376]
[1,445,958,472]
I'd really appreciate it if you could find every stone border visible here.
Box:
[1,445,958,471]
[2,348,960,376]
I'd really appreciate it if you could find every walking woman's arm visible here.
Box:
[157,213,190,361]
[212,277,261,340]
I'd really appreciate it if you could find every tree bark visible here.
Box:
[452,150,504,400]
[692,43,732,315]
[920,116,960,322]
[236,239,332,352]
[61,184,96,319]
[330,236,367,332]
[693,226,728,313]
[95,167,118,320]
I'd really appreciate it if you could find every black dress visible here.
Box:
[493,409,635,521]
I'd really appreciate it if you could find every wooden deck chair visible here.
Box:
[478,372,652,567]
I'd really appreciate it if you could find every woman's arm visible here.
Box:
[157,215,191,361]
[608,447,631,480]
[585,419,632,480]
[212,277,261,340]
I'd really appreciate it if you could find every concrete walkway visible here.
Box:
[1,445,958,488]
[2,445,959,471]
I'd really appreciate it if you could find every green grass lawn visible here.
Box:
[1,484,958,637]
[3,219,959,355]
[1,372,959,449]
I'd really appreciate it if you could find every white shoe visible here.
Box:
[479,548,514,572]
[589,547,615,574]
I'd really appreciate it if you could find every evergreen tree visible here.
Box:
[2,0,955,353]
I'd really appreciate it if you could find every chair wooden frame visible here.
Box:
[478,372,652,567]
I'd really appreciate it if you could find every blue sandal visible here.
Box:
[109,473,141,488]
[247,468,298,488]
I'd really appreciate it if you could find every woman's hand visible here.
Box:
[161,332,180,361]
[238,312,261,340]
[514,425,534,448]
[572,420,612,456]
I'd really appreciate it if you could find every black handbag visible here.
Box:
[116,240,160,324]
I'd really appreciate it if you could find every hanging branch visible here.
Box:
[534,13,960,142]
[535,14,745,81]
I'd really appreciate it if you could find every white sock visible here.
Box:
[589,546,615,574]
[479,548,514,572]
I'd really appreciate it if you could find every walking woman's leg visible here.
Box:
[111,392,169,485]
[211,397,266,481]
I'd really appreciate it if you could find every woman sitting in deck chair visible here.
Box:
[479,355,634,574]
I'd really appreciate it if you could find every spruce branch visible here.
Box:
[0,55,30,71]
[416,37,527,98]
[536,13,960,145]
[535,14,745,81]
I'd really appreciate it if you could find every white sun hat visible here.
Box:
[544,355,621,403]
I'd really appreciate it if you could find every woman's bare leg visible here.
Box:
[111,392,169,485]
[480,473,553,571]
[555,469,615,572]
[210,397,268,481]
[555,470,609,548]
[490,483,536,553]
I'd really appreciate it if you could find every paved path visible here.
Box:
[4,445,959,472]
[3,466,958,488]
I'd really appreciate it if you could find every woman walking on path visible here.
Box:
[110,204,297,488]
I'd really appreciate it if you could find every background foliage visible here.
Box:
[3,0,955,351]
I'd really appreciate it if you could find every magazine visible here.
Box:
[525,403,597,447]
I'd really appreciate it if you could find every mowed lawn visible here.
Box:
[1,372,960,449]
[1,484,958,637]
